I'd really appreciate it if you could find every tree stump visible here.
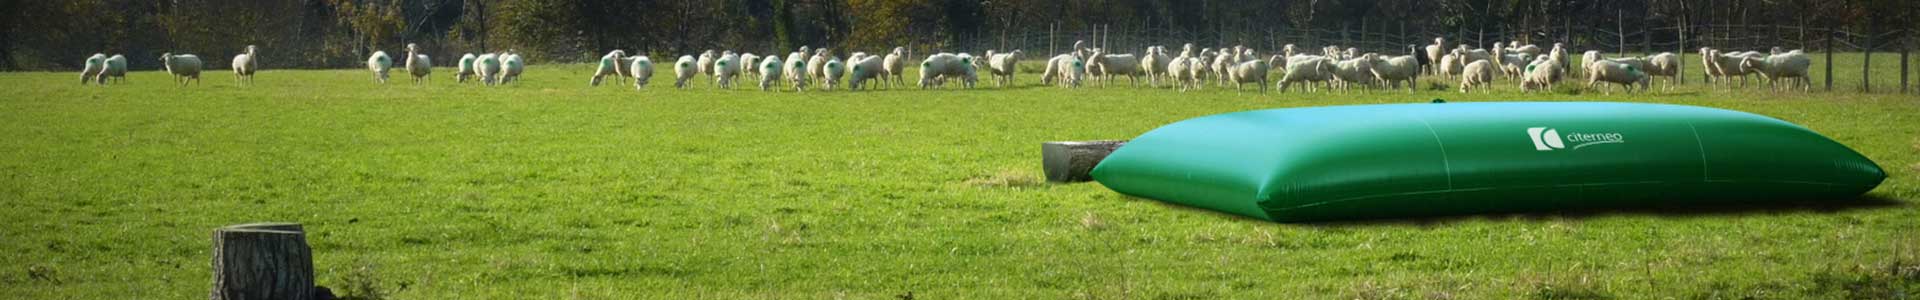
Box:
[1042,140,1127,183]
[212,222,315,300]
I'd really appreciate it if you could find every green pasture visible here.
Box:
[0,52,1916,299]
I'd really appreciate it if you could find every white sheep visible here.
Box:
[1276,55,1335,93]
[161,53,204,86]
[1586,60,1650,95]
[367,51,393,84]
[1058,54,1087,88]
[1228,59,1269,93]
[759,55,784,91]
[591,50,626,86]
[786,51,811,91]
[1459,60,1497,93]
[919,53,960,89]
[474,53,500,86]
[696,50,717,85]
[1088,49,1142,87]
[457,53,478,83]
[1370,50,1421,92]
[1167,51,1196,91]
[1330,54,1377,91]
[1439,52,1465,79]
[101,54,128,84]
[1642,52,1681,91]
[807,48,831,88]
[822,56,846,90]
[847,55,887,91]
[674,55,697,89]
[1425,38,1448,75]
[883,47,908,89]
[81,53,107,85]
[406,43,432,84]
[1521,56,1564,93]
[498,51,525,84]
[1741,50,1813,93]
[232,45,258,85]
[1141,46,1172,88]
[629,55,654,89]
[1549,43,1569,74]
[714,51,741,89]
[740,53,760,79]
[988,50,1021,88]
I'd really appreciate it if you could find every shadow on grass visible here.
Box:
[1118,194,1907,226]
[1310,195,1907,227]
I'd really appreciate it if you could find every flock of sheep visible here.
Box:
[83,39,1815,94]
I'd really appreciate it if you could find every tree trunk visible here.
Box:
[212,223,316,300]
[1043,141,1127,183]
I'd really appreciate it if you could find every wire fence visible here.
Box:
[922,22,1917,94]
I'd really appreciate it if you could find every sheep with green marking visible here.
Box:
[673,55,697,89]
[628,55,654,89]
[81,53,107,85]
[1585,60,1650,95]
[367,51,393,84]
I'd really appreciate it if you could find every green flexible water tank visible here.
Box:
[1089,102,1886,222]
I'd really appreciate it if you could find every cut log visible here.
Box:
[1042,140,1127,183]
[212,222,315,300]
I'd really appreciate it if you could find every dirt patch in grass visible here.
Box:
[965,169,1042,188]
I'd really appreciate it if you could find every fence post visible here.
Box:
[1826,27,1834,92]
[1678,18,1686,85]
[1048,22,1056,57]
[1617,10,1626,56]
[1863,21,1873,93]
[1901,32,1909,94]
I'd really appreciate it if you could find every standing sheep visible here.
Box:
[629,55,654,89]
[1167,52,1195,91]
[405,43,432,84]
[101,54,128,84]
[1330,54,1378,91]
[822,56,846,90]
[674,55,698,89]
[1370,50,1421,92]
[759,56,784,91]
[883,47,908,89]
[367,51,393,84]
[457,53,478,83]
[232,45,258,85]
[786,52,811,91]
[1741,50,1813,93]
[1228,59,1270,93]
[1276,55,1335,93]
[592,50,626,86]
[474,53,500,86]
[1641,52,1681,91]
[1438,52,1465,79]
[1586,60,1650,95]
[740,53,760,79]
[161,53,204,86]
[847,56,888,91]
[81,53,108,85]
[918,53,959,89]
[714,51,742,89]
[988,50,1021,88]
[499,51,525,85]
[696,50,718,85]
[1520,57,1564,93]
[807,48,832,88]
[1459,60,1498,93]
[1088,49,1143,87]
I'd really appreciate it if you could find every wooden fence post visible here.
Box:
[1901,32,1909,94]
[1863,21,1873,93]
[1826,27,1835,92]
[1678,18,1687,85]
[1617,10,1626,56]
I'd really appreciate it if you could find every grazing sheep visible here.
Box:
[674,55,697,89]
[101,54,128,84]
[883,47,908,89]
[474,53,500,86]
[628,56,654,89]
[1586,60,1650,95]
[1507,44,1543,57]
[1276,55,1336,93]
[1741,50,1813,93]
[499,51,525,84]
[823,57,846,90]
[1370,49,1421,92]
[1088,49,1143,87]
[1459,60,1497,93]
[918,53,974,89]
[1330,54,1378,91]
[367,51,393,84]
[232,45,258,85]
[406,43,432,84]
[1492,45,1530,78]
[161,53,204,86]
[1713,49,1765,88]
[1041,54,1087,88]
[1228,59,1270,93]
[81,53,107,85]
[786,51,811,92]
[988,50,1021,88]
[457,53,477,83]
[847,56,887,91]
[714,51,742,89]
[759,56,784,91]
[1521,57,1564,93]
[592,50,626,86]
[740,53,760,78]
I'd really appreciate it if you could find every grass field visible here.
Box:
[2,53,1917,299]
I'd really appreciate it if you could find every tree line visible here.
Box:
[2,0,1913,71]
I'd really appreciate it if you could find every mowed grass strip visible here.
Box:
[0,53,1916,299]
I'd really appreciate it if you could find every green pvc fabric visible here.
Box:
[1090,102,1886,222]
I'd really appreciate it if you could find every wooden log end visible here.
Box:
[1042,140,1127,183]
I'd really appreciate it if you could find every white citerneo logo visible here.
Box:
[1528,127,1626,151]
[1527,127,1565,151]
